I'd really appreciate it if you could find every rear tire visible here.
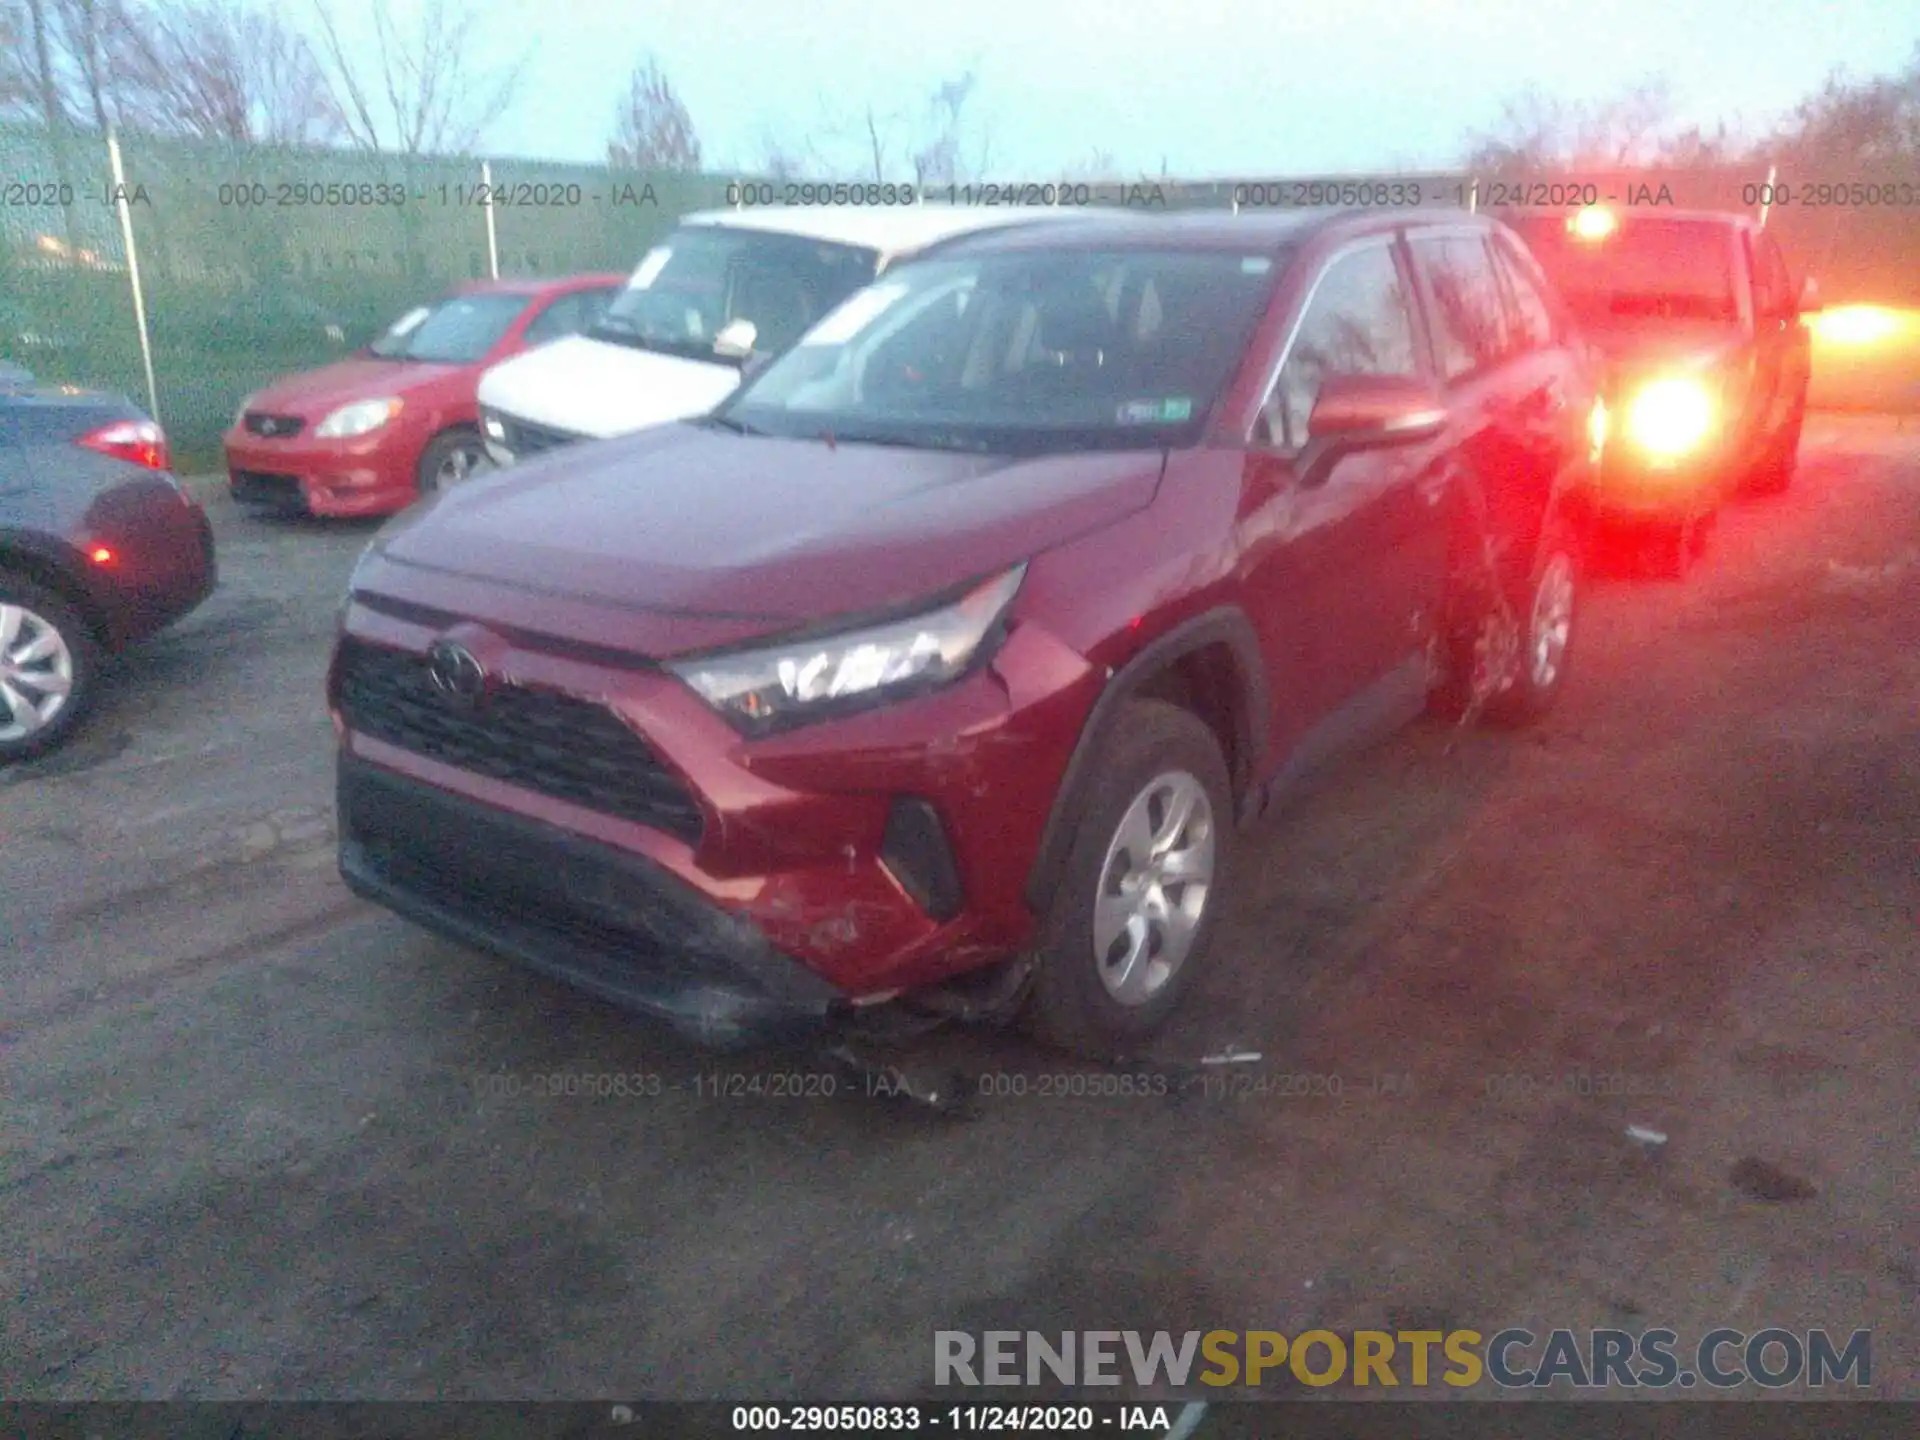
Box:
[1027,699,1232,1060]
[1743,397,1806,497]
[1484,519,1580,727]
[0,575,99,765]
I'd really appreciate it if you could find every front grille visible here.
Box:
[244,412,305,438]
[340,762,724,988]
[334,638,704,845]
[500,414,582,459]
[230,470,304,507]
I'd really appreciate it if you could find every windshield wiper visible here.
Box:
[704,414,768,437]
[590,323,721,362]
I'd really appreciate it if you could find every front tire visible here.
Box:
[0,576,99,765]
[416,428,490,497]
[1028,699,1233,1059]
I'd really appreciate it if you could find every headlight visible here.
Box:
[1623,376,1716,460]
[314,397,403,439]
[1586,396,1609,464]
[481,410,506,442]
[668,565,1026,732]
[232,393,257,429]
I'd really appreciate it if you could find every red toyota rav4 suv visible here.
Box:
[330,210,1600,1057]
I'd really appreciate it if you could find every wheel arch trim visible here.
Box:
[1023,606,1268,914]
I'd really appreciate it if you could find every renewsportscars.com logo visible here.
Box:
[933,1328,1873,1390]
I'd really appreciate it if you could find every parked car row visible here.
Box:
[2,198,1820,1062]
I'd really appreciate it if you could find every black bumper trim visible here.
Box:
[337,755,845,1049]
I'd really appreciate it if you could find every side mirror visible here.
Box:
[1309,370,1444,438]
[1797,277,1822,315]
[713,318,759,360]
[1292,374,1446,488]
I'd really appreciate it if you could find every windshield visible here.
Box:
[719,248,1283,454]
[1509,216,1739,324]
[367,293,530,362]
[593,227,879,364]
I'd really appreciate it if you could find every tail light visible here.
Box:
[77,418,170,472]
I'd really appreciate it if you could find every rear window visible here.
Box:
[1508,216,1738,324]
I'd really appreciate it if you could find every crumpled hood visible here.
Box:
[246,356,464,418]
[369,421,1165,643]
[476,335,739,438]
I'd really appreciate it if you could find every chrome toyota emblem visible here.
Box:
[426,639,485,704]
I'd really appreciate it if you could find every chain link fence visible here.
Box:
[4,125,1917,465]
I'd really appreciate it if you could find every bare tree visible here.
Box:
[1463,78,1680,169]
[910,71,975,186]
[757,126,814,180]
[118,1,341,144]
[606,54,701,170]
[308,0,525,154]
[13,0,72,131]
[1060,148,1120,181]
[1,1,35,118]
[1776,42,1920,166]
[860,104,889,181]
[44,0,142,132]
[797,72,990,184]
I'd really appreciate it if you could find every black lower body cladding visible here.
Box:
[335,755,847,1048]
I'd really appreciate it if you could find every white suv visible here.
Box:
[476,204,1110,465]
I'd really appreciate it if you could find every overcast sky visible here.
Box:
[330,0,1912,174]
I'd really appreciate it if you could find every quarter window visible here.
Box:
[1492,237,1557,351]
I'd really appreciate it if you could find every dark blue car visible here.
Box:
[0,366,216,762]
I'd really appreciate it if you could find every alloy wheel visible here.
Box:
[430,442,486,490]
[0,602,76,743]
[1092,770,1216,1007]
[1529,553,1576,691]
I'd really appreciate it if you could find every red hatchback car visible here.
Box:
[224,274,622,518]
[331,210,1600,1057]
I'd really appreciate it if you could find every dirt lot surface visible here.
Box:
[4,419,1916,1408]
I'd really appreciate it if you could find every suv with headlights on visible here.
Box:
[1502,206,1817,578]
[331,209,1598,1057]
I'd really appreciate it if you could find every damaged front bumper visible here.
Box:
[337,756,850,1049]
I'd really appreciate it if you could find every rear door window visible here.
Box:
[1409,235,1513,384]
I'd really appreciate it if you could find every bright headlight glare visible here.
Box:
[315,397,403,439]
[1625,376,1715,459]
[670,565,1026,729]
[1587,397,1609,463]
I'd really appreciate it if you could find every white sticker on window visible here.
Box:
[1241,256,1272,274]
[801,282,911,346]
[388,306,430,335]
[629,246,672,290]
